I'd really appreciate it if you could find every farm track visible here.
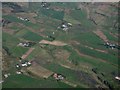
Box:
[21,48,35,59]
[84,45,108,54]
[93,30,108,42]
[85,7,90,19]
[62,80,77,87]
[109,32,118,38]
[39,40,67,46]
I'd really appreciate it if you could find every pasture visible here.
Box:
[2,2,119,89]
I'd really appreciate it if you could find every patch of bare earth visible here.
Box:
[39,40,67,46]
[64,8,71,14]
[54,49,70,60]
[69,40,80,45]
[84,45,108,54]
[60,64,73,70]
[2,49,13,71]
[27,62,53,79]
[95,49,108,53]
[93,30,108,42]
[3,28,15,35]
[2,7,13,15]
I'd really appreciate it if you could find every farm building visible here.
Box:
[115,76,120,81]
[18,17,30,21]
[104,42,117,49]
[41,2,50,9]
[2,19,11,27]
[58,22,72,31]
[53,73,65,81]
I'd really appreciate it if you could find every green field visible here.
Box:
[2,2,119,89]
[3,74,72,88]
[15,29,43,42]
[74,45,118,65]
[61,45,118,80]
[3,15,40,29]
[103,30,118,42]
[22,31,43,42]
[70,9,94,29]
[40,9,64,20]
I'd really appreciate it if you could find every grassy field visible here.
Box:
[10,46,29,57]
[15,29,43,42]
[64,14,81,24]
[75,45,118,65]
[70,9,95,29]
[3,32,29,57]
[3,74,72,88]
[3,15,40,29]
[62,46,118,75]
[26,43,55,61]
[33,45,118,87]
[50,2,78,9]
[39,60,97,88]
[102,30,118,42]
[2,2,119,89]
[62,46,119,88]
[10,26,23,31]
[22,31,43,42]
[3,32,19,54]
[40,9,64,20]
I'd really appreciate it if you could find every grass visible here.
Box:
[26,44,54,60]
[15,29,43,42]
[26,44,42,60]
[55,26,105,49]
[3,32,29,57]
[70,9,94,29]
[10,46,29,57]
[42,62,89,87]
[40,8,64,20]
[10,26,23,31]
[3,74,72,88]
[26,45,93,87]
[2,2,119,88]
[3,15,40,29]
[103,30,118,42]
[64,14,80,24]
[70,31,105,49]
[50,2,77,9]
[3,32,19,54]
[22,31,43,42]
[75,45,118,66]
[15,29,28,37]
[40,45,118,86]
[62,46,118,75]
[64,45,119,88]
